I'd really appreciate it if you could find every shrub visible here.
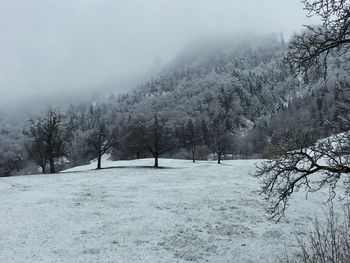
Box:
[284,204,350,263]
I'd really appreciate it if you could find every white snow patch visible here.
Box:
[0,158,342,262]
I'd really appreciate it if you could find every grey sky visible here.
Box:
[0,0,319,114]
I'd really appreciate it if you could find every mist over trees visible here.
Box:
[0,32,348,176]
[2,2,350,263]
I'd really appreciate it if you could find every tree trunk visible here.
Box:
[136,152,140,159]
[217,152,221,164]
[49,157,55,173]
[97,155,102,169]
[192,150,195,163]
[154,154,159,168]
[41,165,46,174]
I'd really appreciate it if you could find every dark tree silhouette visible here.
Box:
[82,106,115,170]
[85,123,114,170]
[286,0,350,75]
[209,114,233,164]
[122,116,148,160]
[28,109,71,173]
[146,114,176,168]
[184,119,202,163]
[25,121,48,173]
[255,132,350,221]
[257,0,350,221]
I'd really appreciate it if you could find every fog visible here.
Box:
[0,0,319,115]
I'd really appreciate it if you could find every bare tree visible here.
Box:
[256,132,350,221]
[184,119,202,163]
[85,123,114,170]
[256,0,350,221]
[285,0,350,75]
[82,106,115,170]
[146,114,176,168]
[24,121,47,173]
[28,108,71,174]
[210,114,233,164]
[122,116,148,159]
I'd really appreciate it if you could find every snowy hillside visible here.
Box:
[0,159,336,262]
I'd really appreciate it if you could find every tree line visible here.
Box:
[20,104,237,173]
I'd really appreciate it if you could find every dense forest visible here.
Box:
[1,34,348,176]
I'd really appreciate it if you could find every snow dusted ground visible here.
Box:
[0,158,338,262]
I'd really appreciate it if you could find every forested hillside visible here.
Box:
[113,36,298,131]
[1,35,348,175]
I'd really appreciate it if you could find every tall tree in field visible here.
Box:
[184,119,202,163]
[146,114,176,168]
[83,106,115,170]
[209,113,233,164]
[286,0,350,76]
[122,116,148,159]
[256,0,350,221]
[25,121,47,173]
[85,123,114,169]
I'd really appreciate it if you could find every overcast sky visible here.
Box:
[0,0,319,114]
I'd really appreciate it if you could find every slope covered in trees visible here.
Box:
[113,36,299,131]
[0,34,348,175]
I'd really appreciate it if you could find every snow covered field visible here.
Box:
[0,158,335,262]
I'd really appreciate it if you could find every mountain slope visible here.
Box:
[112,35,301,132]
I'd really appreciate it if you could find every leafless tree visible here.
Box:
[122,116,148,159]
[256,0,350,221]
[85,123,114,170]
[210,114,234,164]
[255,132,350,221]
[147,114,176,168]
[285,0,350,76]
[184,119,202,163]
[25,121,48,173]
[27,108,71,173]
[82,106,116,170]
